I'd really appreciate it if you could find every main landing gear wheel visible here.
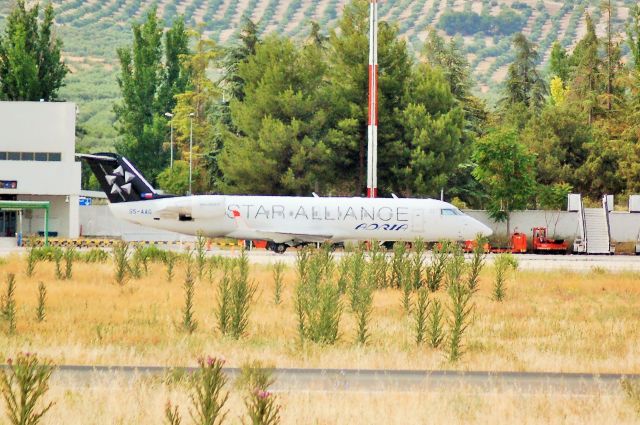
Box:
[267,242,288,254]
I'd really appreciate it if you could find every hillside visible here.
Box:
[0,0,637,150]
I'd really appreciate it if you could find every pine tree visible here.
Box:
[499,33,547,112]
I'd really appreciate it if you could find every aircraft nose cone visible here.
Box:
[478,221,493,237]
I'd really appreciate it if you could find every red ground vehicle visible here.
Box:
[531,227,568,254]
[464,227,567,254]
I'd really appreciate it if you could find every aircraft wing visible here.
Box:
[229,209,332,243]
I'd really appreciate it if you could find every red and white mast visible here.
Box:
[367,0,378,198]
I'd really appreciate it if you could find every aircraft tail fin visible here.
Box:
[77,153,167,203]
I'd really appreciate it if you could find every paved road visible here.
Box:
[213,249,640,272]
[46,365,638,394]
[2,244,640,271]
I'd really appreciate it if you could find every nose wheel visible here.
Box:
[267,242,288,254]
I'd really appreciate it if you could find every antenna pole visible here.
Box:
[367,0,378,198]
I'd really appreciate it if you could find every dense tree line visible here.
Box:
[4,0,640,224]
[0,1,68,101]
[109,0,640,224]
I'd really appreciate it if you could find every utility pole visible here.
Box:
[164,112,174,169]
[367,0,378,198]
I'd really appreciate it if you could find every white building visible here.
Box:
[0,102,80,239]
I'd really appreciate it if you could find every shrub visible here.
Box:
[195,233,207,280]
[445,244,466,290]
[63,247,75,280]
[113,241,130,286]
[428,298,444,349]
[621,378,640,417]
[165,401,182,425]
[36,283,46,323]
[447,279,473,363]
[295,247,341,345]
[2,274,17,334]
[189,356,229,425]
[228,250,256,339]
[182,253,197,334]
[272,262,285,305]
[467,238,486,294]
[414,288,429,345]
[390,242,408,289]
[0,352,54,425]
[25,246,38,278]
[238,361,280,425]
[349,250,374,345]
[79,248,109,263]
[411,239,426,289]
[493,254,518,301]
[426,242,449,292]
[53,248,63,280]
[165,251,178,283]
[369,241,389,288]
[216,262,232,336]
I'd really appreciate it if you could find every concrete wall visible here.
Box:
[467,210,640,243]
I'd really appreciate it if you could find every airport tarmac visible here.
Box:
[2,244,639,272]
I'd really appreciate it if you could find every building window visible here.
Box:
[0,152,61,161]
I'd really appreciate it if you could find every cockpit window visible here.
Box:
[441,208,464,216]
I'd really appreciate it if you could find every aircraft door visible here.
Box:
[411,209,424,232]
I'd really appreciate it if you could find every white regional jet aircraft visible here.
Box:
[80,153,492,253]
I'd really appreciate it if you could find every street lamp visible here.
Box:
[188,112,195,196]
[164,112,174,169]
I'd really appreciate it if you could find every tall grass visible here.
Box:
[447,278,473,363]
[272,262,285,305]
[182,253,197,334]
[426,242,449,292]
[2,273,17,334]
[165,251,178,283]
[113,241,130,286]
[349,250,374,345]
[621,378,640,417]
[53,248,63,280]
[238,361,280,425]
[63,247,75,280]
[414,288,429,346]
[189,356,228,425]
[0,352,54,425]
[195,233,207,281]
[467,238,486,293]
[216,262,232,336]
[228,250,256,339]
[493,254,518,302]
[36,282,46,323]
[295,247,341,345]
[25,245,38,278]
[369,241,389,289]
[411,239,426,290]
[428,298,444,349]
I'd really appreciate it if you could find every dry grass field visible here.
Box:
[0,251,640,424]
[0,252,638,374]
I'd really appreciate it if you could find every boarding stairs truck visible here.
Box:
[572,195,614,254]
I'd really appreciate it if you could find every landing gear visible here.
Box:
[267,242,288,254]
